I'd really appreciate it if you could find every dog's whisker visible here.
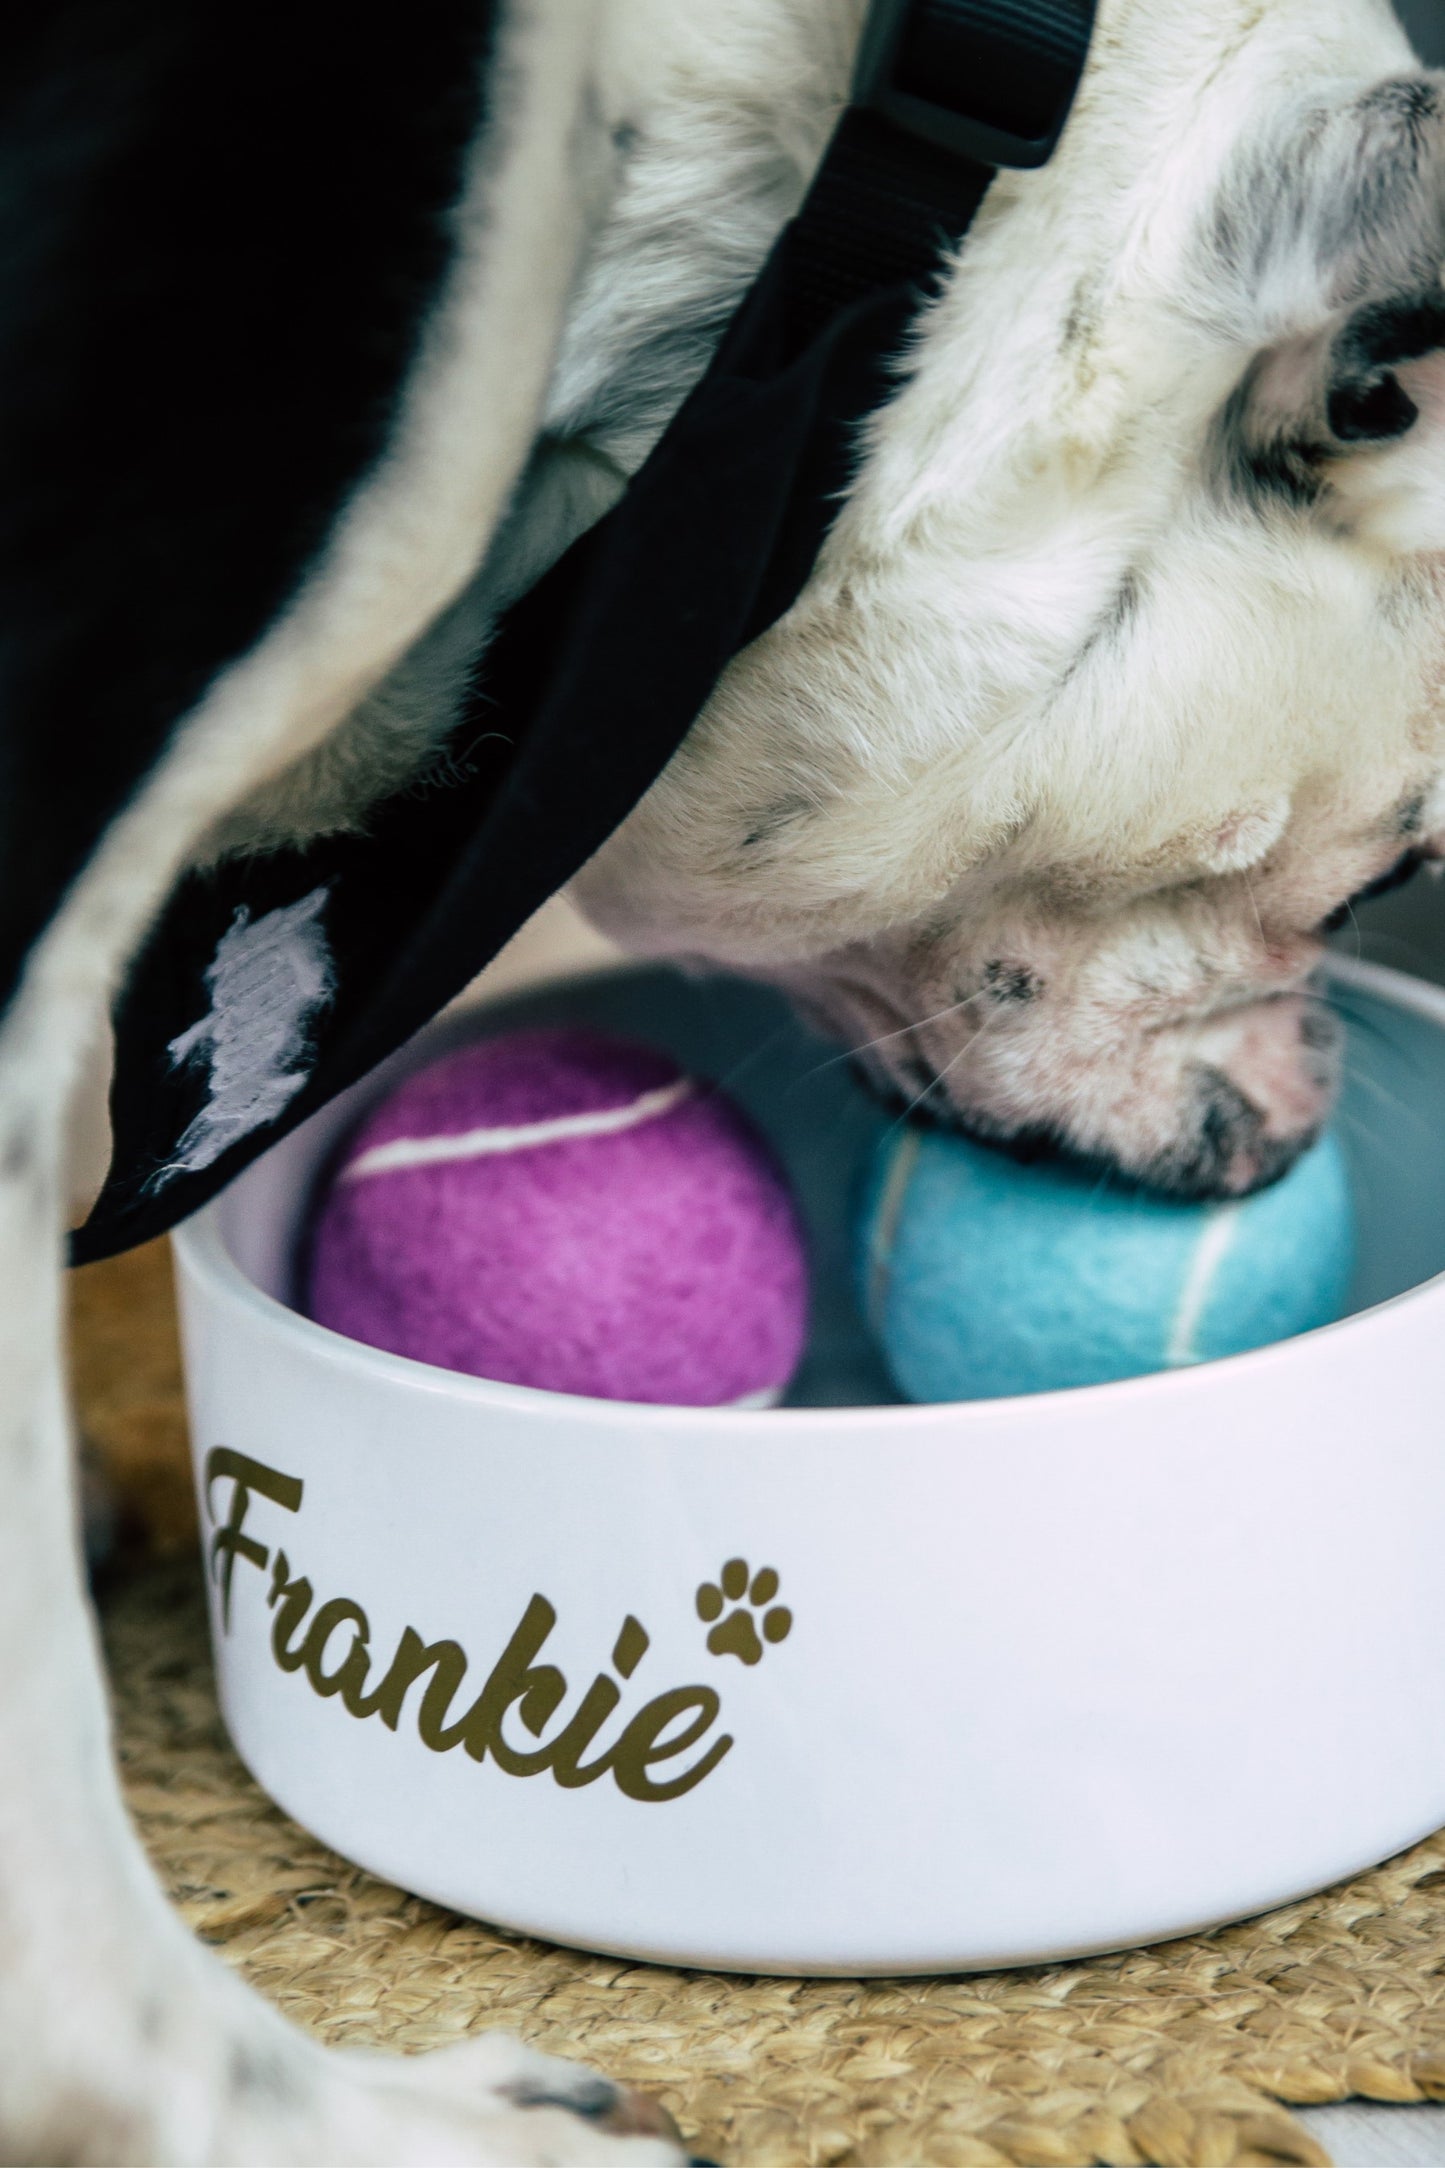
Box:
[797,989,990,1084]
[899,1025,978,1118]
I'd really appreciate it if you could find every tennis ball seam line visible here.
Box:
[339,1077,695,1182]
[1165,1202,1242,1368]
[866,1126,923,1335]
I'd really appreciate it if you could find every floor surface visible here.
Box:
[1301,2105,1445,2164]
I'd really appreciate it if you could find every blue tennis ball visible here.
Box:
[856,1126,1355,1403]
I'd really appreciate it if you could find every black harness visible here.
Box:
[74,0,1096,1263]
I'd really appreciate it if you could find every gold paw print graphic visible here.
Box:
[696,1559,792,1665]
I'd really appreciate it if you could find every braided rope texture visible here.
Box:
[78,1244,1445,2168]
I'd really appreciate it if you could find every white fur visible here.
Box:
[12,0,1445,2157]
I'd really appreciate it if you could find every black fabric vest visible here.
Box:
[73,0,1096,1264]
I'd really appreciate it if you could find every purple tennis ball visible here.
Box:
[305,1028,808,1405]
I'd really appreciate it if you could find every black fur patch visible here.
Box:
[1213,370,1326,516]
[1352,74,1443,153]
[1065,567,1141,676]
[504,2074,620,2121]
[1335,292,1445,373]
[741,793,815,849]
[1328,371,1418,442]
[0,0,496,1016]
[1327,291,1445,444]
[982,959,1040,1004]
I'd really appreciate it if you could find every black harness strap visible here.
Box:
[74,0,1095,1263]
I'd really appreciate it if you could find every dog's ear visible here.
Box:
[1225,291,1445,548]
[1212,72,1445,546]
[1325,295,1445,549]
[1325,294,1445,445]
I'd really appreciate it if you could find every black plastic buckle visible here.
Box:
[853,0,1096,170]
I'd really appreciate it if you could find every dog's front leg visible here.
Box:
[0,993,686,2162]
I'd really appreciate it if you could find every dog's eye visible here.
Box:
[1320,847,1427,931]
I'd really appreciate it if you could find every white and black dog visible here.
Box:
[7,0,1445,2159]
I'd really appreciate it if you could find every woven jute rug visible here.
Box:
[71,1243,1445,2168]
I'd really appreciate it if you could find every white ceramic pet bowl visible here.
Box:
[173,955,1445,1976]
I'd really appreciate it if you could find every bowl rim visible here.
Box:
[170,953,1445,1435]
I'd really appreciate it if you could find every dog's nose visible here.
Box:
[1153,997,1343,1199]
[1166,1065,1318,1198]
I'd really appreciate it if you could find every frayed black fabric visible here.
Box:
[72,0,1095,1263]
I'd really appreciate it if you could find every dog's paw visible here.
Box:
[328,2032,692,2165]
[695,1558,792,1666]
[35,2008,695,2167]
